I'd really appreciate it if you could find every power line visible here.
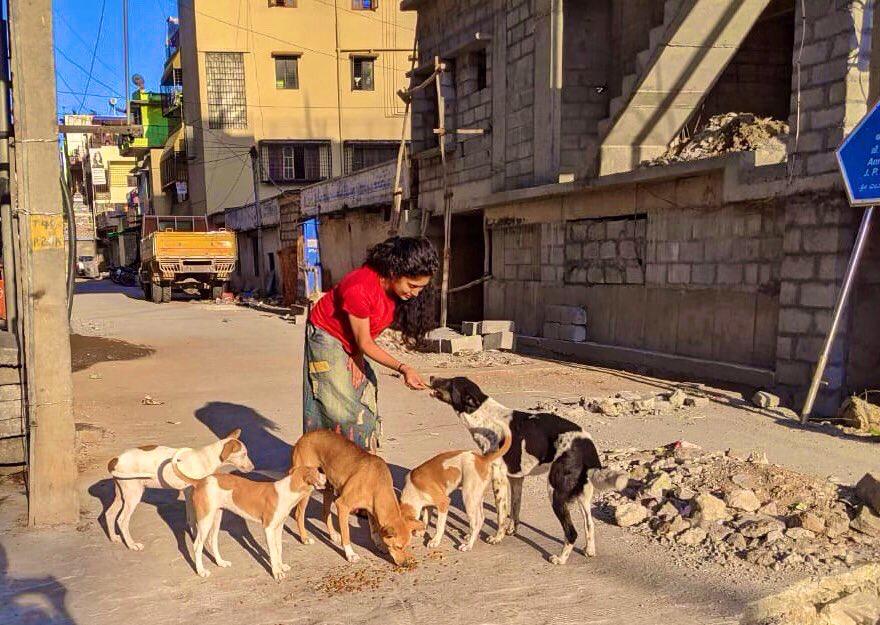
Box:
[311,0,415,33]
[78,0,109,113]
[55,9,120,81]
[54,46,124,99]
[58,88,118,99]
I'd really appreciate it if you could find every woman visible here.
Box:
[303,236,439,451]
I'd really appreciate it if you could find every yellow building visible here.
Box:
[179,0,415,222]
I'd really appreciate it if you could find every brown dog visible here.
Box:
[291,429,425,564]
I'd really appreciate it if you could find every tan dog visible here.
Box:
[172,450,325,580]
[291,429,425,564]
[105,429,254,550]
[400,422,511,552]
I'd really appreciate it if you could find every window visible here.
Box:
[274,55,299,89]
[351,57,375,91]
[205,52,247,129]
[260,141,331,183]
[473,49,488,91]
[343,141,400,174]
[269,0,296,7]
[351,0,377,9]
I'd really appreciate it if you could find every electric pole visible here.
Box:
[249,146,264,283]
[8,0,78,524]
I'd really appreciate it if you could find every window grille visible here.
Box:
[343,141,400,174]
[260,141,331,183]
[274,56,299,90]
[205,52,247,129]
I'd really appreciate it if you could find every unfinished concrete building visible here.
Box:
[401,0,880,415]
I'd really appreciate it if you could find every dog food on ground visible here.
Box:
[597,441,880,580]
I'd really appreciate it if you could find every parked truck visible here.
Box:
[139,215,236,303]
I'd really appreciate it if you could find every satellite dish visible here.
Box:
[131,74,145,90]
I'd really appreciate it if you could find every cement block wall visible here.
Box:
[786,0,874,178]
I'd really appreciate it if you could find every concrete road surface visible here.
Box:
[0,280,876,625]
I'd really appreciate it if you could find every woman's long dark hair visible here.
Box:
[365,236,439,345]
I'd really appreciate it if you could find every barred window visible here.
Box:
[205,52,247,129]
[274,55,299,89]
[343,141,399,174]
[351,57,375,91]
[260,141,331,183]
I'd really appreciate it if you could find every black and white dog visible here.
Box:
[430,376,628,564]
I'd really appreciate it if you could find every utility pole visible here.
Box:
[123,0,130,124]
[8,0,78,524]
[249,146,264,283]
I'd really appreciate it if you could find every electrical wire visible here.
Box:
[78,0,108,113]
[55,9,120,81]
[54,47,124,99]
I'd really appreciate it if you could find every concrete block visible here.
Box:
[479,320,515,334]
[781,256,816,280]
[557,323,587,342]
[425,328,483,354]
[461,321,480,335]
[800,282,838,308]
[483,331,516,351]
[542,321,560,339]
[545,304,587,325]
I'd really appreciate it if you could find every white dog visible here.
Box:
[105,429,254,550]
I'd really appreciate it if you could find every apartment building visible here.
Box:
[401,0,880,416]
[177,0,414,292]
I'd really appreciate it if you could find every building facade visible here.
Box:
[175,0,415,295]
[403,0,880,415]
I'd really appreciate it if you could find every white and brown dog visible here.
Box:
[400,421,511,552]
[171,450,325,580]
[104,429,254,551]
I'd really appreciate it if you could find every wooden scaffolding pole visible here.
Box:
[434,56,453,329]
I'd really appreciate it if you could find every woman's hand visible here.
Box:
[399,364,428,390]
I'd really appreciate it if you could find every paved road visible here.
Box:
[0,281,873,624]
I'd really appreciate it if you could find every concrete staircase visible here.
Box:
[597,0,772,175]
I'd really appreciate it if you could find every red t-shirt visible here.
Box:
[309,266,396,354]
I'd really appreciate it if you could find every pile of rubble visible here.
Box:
[533,386,709,421]
[645,112,789,167]
[597,441,880,577]
[376,327,529,369]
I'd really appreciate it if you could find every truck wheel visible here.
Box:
[150,283,163,304]
[161,285,172,303]
[211,285,223,301]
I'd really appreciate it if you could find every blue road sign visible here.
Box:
[837,99,880,205]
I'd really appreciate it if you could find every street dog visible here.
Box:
[104,429,254,550]
[430,376,628,564]
[171,450,326,580]
[291,429,425,564]
[400,421,512,551]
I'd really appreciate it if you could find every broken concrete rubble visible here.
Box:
[854,473,880,515]
[837,396,880,432]
[424,327,483,354]
[752,391,781,409]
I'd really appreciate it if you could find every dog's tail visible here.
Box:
[589,468,629,492]
[482,422,513,464]
[170,448,200,486]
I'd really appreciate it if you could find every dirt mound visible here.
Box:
[598,442,880,579]
[645,113,789,167]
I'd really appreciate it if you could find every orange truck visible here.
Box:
[139,215,236,303]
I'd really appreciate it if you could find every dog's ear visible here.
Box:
[224,428,242,440]
[406,518,426,534]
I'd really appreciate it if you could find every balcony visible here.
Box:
[119,92,170,157]
[161,83,183,117]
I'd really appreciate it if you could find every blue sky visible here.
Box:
[53,0,177,117]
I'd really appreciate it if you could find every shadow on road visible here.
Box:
[70,334,155,372]
[0,542,77,624]
[195,402,292,472]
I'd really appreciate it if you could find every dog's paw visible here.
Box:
[549,554,568,565]
[345,551,361,563]
[197,569,211,578]
[273,570,286,582]
[485,532,504,545]
[109,533,122,544]
[301,536,315,546]
[585,546,596,558]
[426,536,443,549]
[216,559,232,568]
[504,520,517,536]
[457,543,473,552]
[127,542,145,552]
[281,563,291,572]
